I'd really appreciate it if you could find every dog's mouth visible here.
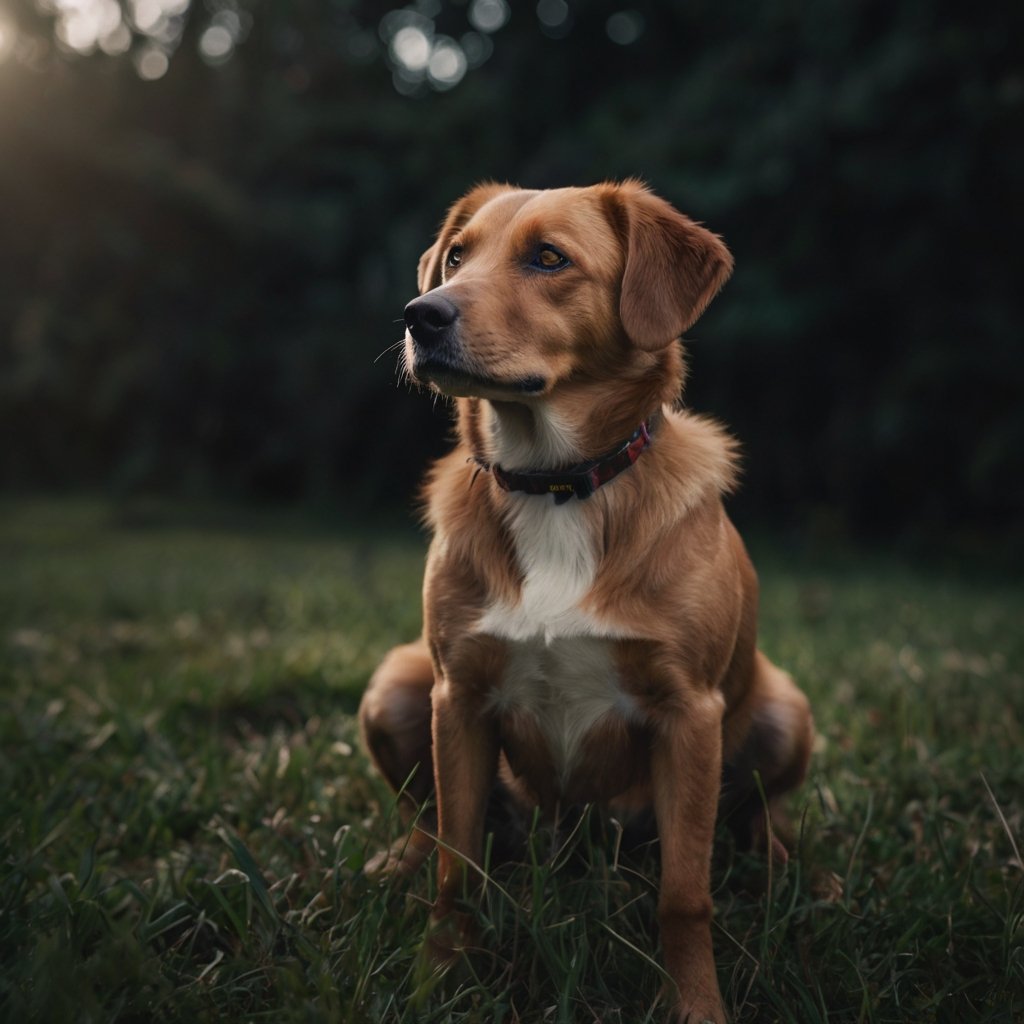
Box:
[413,357,546,399]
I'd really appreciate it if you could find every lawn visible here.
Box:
[1,499,1021,1023]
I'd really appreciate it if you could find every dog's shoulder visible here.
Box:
[621,408,740,530]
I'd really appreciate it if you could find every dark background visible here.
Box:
[2,0,1022,547]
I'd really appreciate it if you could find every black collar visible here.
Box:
[474,418,654,504]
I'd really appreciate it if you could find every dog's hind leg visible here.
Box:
[721,650,814,858]
[359,639,436,876]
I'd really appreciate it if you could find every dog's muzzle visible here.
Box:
[404,292,545,397]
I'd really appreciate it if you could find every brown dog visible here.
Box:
[360,181,814,1023]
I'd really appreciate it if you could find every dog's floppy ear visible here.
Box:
[417,182,512,294]
[609,181,734,351]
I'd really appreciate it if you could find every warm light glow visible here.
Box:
[0,17,16,62]
[48,0,123,55]
[39,0,191,62]
[55,16,92,53]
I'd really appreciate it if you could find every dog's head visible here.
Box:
[403,181,733,401]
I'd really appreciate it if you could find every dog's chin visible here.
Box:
[414,359,546,401]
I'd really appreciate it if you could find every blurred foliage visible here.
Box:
[0,0,1021,538]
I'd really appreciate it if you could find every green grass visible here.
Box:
[1,498,1021,1023]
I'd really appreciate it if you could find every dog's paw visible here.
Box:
[671,1005,727,1024]
[407,909,476,1007]
[423,909,476,966]
[665,984,727,1024]
[409,920,460,1010]
[364,830,434,880]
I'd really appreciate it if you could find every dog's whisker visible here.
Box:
[374,338,407,365]
[395,349,417,391]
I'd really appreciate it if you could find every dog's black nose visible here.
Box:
[404,294,458,348]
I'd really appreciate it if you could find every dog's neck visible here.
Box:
[484,401,583,471]
[459,346,684,473]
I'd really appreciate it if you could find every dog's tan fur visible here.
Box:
[360,181,814,1023]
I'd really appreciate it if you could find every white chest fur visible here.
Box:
[476,491,641,782]
[477,495,601,641]
[488,635,640,782]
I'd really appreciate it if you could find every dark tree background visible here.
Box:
[1,0,1021,543]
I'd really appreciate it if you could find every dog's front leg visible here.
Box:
[426,676,499,963]
[652,690,727,1024]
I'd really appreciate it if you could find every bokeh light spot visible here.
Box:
[428,37,466,89]
[606,10,644,45]
[132,0,163,33]
[468,0,509,34]
[391,25,431,72]
[536,0,569,29]
[99,22,131,55]
[460,30,492,68]
[56,13,97,53]
[134,45,168,78]
[199,25,233,62]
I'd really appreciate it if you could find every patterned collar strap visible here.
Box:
[477,419,653,505]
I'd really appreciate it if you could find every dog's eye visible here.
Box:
[533,246,570,272]
[446,246,463,268]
